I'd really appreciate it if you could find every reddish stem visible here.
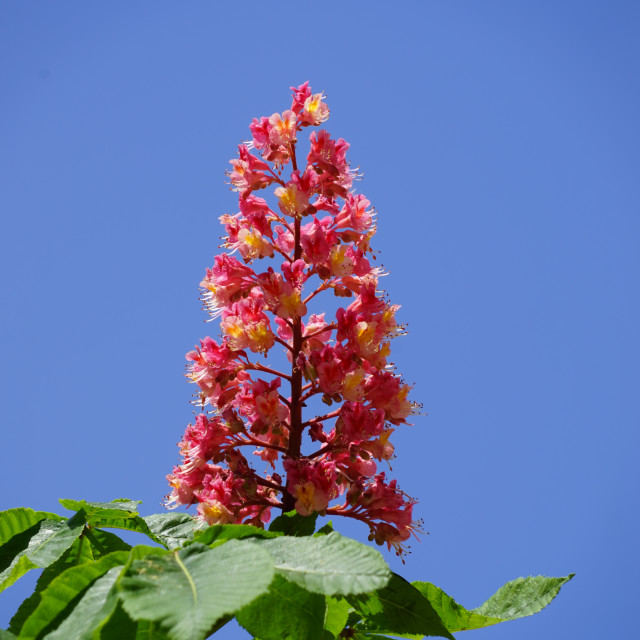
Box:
[246,362,292,382]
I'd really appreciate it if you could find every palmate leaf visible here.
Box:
[348,573,454,640]
[254,532,390,596]
[236,574,326,640]
[118,541,275,640]
[0,511,86,594]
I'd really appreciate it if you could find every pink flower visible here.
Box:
[228,145,274,196]
[335,194,374,232]
[283,458,339,516]
[268,110,297,146]
[221,289,275,354]
[169,82,420,556]
[300,93,330,126]
[290,81,312,114]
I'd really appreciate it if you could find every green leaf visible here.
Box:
[84,528,132,556]
[409,581,502,633]
[0,630,17,639]
[0,511,86,594]
[40,566,123,640]
[142,513,200,550]
[94,600,173,640]
[408,574,574,634]
[473,573,575,619]
[118,541,275,640]
[348,573,454,639]
[59,499,140,514]
[133,620,173,640]
[237,574,326,640]
[59,500,164,547]
[17,550,130,639]
[323,596,351,637]
[255,531,390,595]
[9,534,97,634]
[0,509,64,548]
[192,523,279,547]
[10,529,130,634]
[269,510,318,536]
[315,521,335,536]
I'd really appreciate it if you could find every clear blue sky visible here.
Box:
[1,2,638,638]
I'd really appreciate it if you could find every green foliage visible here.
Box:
[269,510,318,537]
[254,532,391,595]
[323,596,351,636]
[58,499,165,546]
[191,523,278,547]
[142,513,200,551]
[472,573,575,619]
[410,574,574,633]
[236,575,326,640]
[347,573,455,639]
[0,511,86,594]
[17,550,129,639]
[119,542,274,640]
[0,510,64,549]
[8,532,120,634]
[0,500,573,640]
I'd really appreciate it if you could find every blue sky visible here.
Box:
[1,2,638,638]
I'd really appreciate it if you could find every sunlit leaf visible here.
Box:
[348,573,454,639]
[59,499,163,546]
[255,532,390,595]
[192,523,279,547]
[473,573,575,620]
[0,512,86,594]
[0,509,64,548]
[17,550,129,639]
[118,541,274,640]
[323,596,351,637]
[9,535,97,634]
[42,566,122,639]
[142,513,201,550]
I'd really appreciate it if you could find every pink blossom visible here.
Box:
[300,93,330,126]
[290,81,312,114]
[268,110,297,146]
[220,289,275,354]
[283,458,339,516]
[169,82,420,556]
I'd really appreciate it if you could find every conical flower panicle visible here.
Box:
[167,82,421,555]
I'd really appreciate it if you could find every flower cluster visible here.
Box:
[167,83,421,555]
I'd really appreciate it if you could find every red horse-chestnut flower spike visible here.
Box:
[166,83,422,556]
